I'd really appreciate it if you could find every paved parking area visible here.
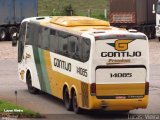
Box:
[149,39,160,64]
[0,41,17,60]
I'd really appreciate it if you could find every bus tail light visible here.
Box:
[145,82,149,95]
[90,83,96,96]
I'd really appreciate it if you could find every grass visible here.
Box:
[0,100,43,118]
[38,0,109,20]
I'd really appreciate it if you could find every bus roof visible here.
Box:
[50,16,110,27]
[25,16,112,34]
[24,16,145,37]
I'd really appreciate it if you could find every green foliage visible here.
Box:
[51,9,64,16]
[0,100,42,118]
[63,4,74,16]
[51,4,75,16]
[91,13,106,20]
[38,0,109,20]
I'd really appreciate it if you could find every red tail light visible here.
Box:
[145,82,149,95]
[90,83,96,96]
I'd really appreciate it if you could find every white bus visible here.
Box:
[14,16,149,113]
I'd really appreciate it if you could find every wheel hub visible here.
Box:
[0,31,5,39]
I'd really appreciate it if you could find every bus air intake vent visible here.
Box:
[50,16,110,27]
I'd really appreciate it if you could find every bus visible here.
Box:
[14,16,149,113]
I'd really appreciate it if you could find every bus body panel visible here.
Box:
[26,46,45,90]
[88,94,148,110]
[18,45,42,90]
[17,17,149,111]
[92,34,148,106]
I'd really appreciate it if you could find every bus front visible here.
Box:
[89,30,149,111]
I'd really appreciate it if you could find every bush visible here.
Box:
[91,13,107,20]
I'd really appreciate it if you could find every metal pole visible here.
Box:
[15,90,17,106]
[104,9,107,19]
[70,11,73,16]
[88,9,91,17]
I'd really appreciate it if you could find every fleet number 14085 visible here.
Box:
[110,73,132,78]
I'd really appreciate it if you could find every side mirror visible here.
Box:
[12,33,19,47]
[152,4,156,14]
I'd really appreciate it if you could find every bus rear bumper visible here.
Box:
[87,95,148,111]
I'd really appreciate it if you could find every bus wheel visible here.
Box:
[26,72,38,94]
[0,27,7,41]
[63,88,73,111]
[9,27,18,41]
[72,91,82,114]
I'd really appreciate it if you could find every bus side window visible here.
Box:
[38,27,42,48]
[18,22,27,62]
[26,23,30,45]
[68,35,81,60]
[57,31,69,56]
[27,23,35,46]
[29,23,38,46]
[41,27,50,50]
[82,38,91,62]
[50,29,58,52]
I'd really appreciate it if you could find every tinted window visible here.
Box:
[50,29,58,52]
[68,35,81,60]
[157,2,160,14]
[18,22,27,62]
[82,38,91,62]
[41,27,50,50]
[26,23,40,46]
[38,27,43,47]
[57,31,69,56]
[33,24,39,46]
[25,23,91,62]
[26,24,30,44]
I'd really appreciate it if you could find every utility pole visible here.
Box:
[15,90,18,107]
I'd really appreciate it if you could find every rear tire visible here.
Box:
[151,26,155,39]
[26,72,38,94]
[145,26,151,39]
[72,91,82,114]
[12,40,17,46]
[9,27,18,41]
[0,27,7,41]
[63,88,73,111]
